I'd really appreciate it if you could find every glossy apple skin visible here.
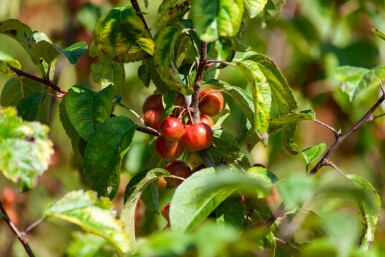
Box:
[200,114,215,127]
[142,94,163,114]
[164,160,192,187]
[156,136,184,160]
[159,117,185,142]
[144,109,163,130]
[199,88,224,116]
[182,123,213,152]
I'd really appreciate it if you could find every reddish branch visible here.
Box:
[0,201,35,257]
[10,66,67,95]
[190,42,208,123]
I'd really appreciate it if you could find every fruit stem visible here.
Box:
[191,41,208,124]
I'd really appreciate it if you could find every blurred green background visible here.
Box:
[1,0,385,256]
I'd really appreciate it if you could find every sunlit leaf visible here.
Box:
[302,143,326,166]
[44,190,130,255]
[245,0,268,18]
[83,116,137,198]
[170,167,235,232]
[243,52,298,153]
[67,232,115,257]
[234,60,271,148]
[0,50,21,76]
[33,40,61,65]
[268,110,315,134]
[153,26,194,95]
[93,6,153,62]
[333,65,385,101]
[65,85,114,141]
[208,79,254,125]
[246,166,278,198]
[121,168,170,252]
[0,107,53,190]
[191,0,244,42]
[347,175,381,250]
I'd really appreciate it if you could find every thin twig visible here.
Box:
[265,89,385,228]
[0,201,35,257]
[136,125,161,137]
[313,119,340,139]
[10,66,67,95]
[310,93,385,175]
[24,218,45,235]
[130,0,151,35]
[368,112,385,122]
[324,160,346,177]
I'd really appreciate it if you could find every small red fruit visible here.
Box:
[142,94,163,114]
[200,114,215,127]
[144,109,163,130]
[156,136,184,160]
[164,160,192,187]
[161,203,171,223]
[182,123,213,152]
[199,88,224,116]
[159,117,185,142]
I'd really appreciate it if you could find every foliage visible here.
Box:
[0,0,384,257]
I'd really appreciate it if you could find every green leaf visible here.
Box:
[59,96,84,160]
[170,167,235,232]
[1,78,44,107]
[243,52,298,153]
[262,0,285,22]
[67,232,114,257]
[158,0,191,29]
[65,85,114,141]
[302,143,326,166]
[208,79,254,125]
[277,174,316,210]
[16,92,46,121]
[333,65,385,101]
[83,116,137,198]
[54,41,88,64]
[191,0,244,42]
[0,107,53,190]
[161,91,177,119]
[93,6,153,62]
[33,40,61,65]
[246,166,278,198]
[347,175,381,250]
[171,166,276,232]
[245,0,268,18]
[234,60,271,148]
[268,110,315,134]
[216,197,245,229]
[0,19,46,76]
[121,168,170,253]
[0,50,21,76]
[153,26,194,95]
[91,56,125,95]
[44,190,130,255]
